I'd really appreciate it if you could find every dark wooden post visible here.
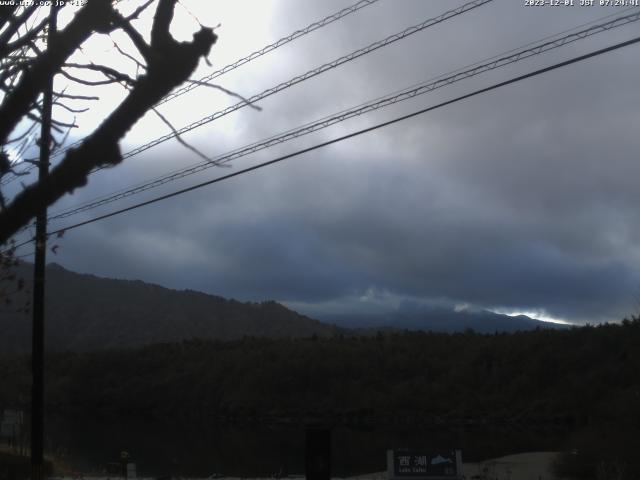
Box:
[305,427,331,480]
[31,6,56,480]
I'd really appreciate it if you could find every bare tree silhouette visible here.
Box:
[0,0,218,244]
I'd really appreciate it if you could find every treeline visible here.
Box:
[1,319,639,429]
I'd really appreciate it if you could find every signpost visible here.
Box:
[306,427,331,480]
[120,451,131,479]
[126,462,137,480]
[387,450,463,480]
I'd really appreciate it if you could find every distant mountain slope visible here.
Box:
[320,305,567,334]
[0,263,566,353]
[0,262,341,353]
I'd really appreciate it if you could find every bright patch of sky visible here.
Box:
[491,309,574,326]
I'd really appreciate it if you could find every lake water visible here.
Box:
[45,417,567,477]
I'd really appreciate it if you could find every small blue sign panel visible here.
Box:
[388,450,462,480]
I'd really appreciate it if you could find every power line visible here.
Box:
[49,0,382,160]
[40,34,640,240]
[7,0,490,188]
[3,0,494,194]
[158,0,380,106]
[5,32,640,255]
[1,0,381,183]
[118,0,494,161]
[46,9,640,222]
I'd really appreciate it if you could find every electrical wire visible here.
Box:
[117,0,493,161]
[46,9,640,222]
[4,0,492,188]
[1,0,382,182]
[4,33,640,256]
[158,0,381,106]
[37,34,640,241]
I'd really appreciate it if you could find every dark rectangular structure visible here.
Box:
[305,428,331,480]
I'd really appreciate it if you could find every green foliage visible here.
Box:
[2,319,639,429]
[0,262,341,353]
[3,320,639,477]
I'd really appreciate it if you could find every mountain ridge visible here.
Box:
[0,262,564,353]
[318,308,567,334]
[0,262,341,353]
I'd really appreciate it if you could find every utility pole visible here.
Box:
[32,6,56,480]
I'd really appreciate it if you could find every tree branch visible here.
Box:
[0,0,118,144]
[0,14,49,58]
[64,62,137,85]
[0,1,217,244]
[0,5,38,55]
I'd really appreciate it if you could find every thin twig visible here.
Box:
[64,62,137,85]
[187,79,262,111]
[53,91,99,101]
[53,101,89,114]
[110,36,147,71]
[124,0,156,21]
[59,68,121,86]
[151,107,226,166]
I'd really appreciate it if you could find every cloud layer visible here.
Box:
[12,0,640,324]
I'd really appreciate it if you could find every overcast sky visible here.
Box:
[7,0,640,325]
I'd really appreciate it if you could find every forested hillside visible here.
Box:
[2,320,639,478]
[0,262,567,354]
[1,320,638,427]
[0,263,341,352]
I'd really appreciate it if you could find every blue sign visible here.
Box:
[387,450,462,479]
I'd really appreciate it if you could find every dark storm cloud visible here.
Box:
[42,0,640,324]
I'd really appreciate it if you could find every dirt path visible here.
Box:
[461,451,559,480]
